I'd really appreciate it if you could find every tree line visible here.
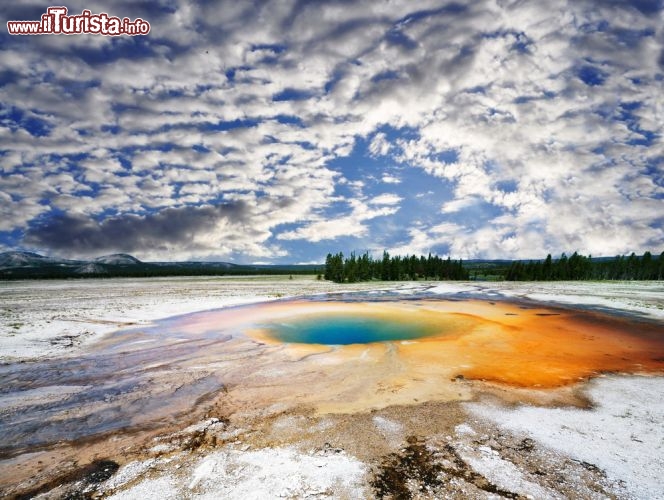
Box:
[324,251,469,283]
[505,251,664,281]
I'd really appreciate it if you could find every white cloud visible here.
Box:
[277,199,399,242]
[387,222,464,257]
[381,174,401,184]
[441,196,480,214]
[1,0,662,259]
[369,132,391,156]
[369,193,402,206]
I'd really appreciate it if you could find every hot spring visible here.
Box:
[1,295,663,471]
[258,311,469,345]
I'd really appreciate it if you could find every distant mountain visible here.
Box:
[93,254,143,265]
[0,251,59,267]
[75,263,109,274]
[0,251,321,279]
[152,260,236,269]
[0,251,141,277]
[0,251,141,270]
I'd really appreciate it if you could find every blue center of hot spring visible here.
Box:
[265,315,440,345]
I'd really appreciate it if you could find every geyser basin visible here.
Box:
[2,297,663,465]
[2,293,663,500]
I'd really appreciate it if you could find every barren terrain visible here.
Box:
[0,277,662,499]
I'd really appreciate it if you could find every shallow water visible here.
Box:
[261,312,462,345]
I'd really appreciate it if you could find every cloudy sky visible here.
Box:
[1,0,663,263]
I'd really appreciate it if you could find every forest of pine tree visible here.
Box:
[323,251,468,283]
[505,251,664,280]
[323,250,664,283]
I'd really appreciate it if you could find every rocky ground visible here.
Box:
[16,380,646,499]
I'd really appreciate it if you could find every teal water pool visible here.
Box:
[263,314,444,345]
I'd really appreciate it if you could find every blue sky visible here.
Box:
[1,0,663,263]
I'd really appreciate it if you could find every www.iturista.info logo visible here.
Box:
[7,6,150,36]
